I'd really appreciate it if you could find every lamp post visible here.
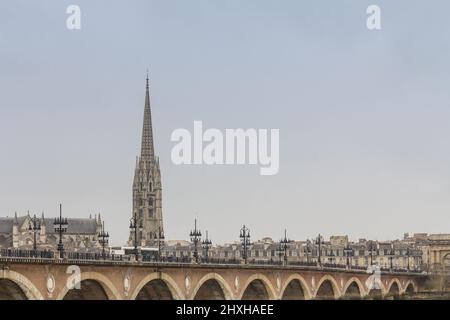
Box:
[279,229,293,265]
[406,247,411,271]
[98,221,109,260]
[201,230,212,263]
[389,245,395,272]
[129,211,143,261]
[157,226,165,261]
[53,204,68,259]
[190,219,202,263]
[368,241,377,267]
[315,234,324,266]
[28,214,41,254]
[239,225,251,264]
[276,242,283,264]
[304,244,312,264]
[329,249,335,265]
[343,244,353,269]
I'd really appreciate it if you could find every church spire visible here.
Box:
[140,72,155,163]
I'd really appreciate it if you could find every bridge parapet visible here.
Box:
[0,259,425,300]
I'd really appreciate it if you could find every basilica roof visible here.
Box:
[0,216,98,235]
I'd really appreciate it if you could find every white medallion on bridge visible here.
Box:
[123,275,131,297]
[311,276,315,290]
[234,276,239,291]
[185,276,191,292]
[46,274,55,298]
[340,278,344,289]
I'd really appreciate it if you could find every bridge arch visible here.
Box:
[314,275,341,299]
[385,278,401,299]
[191,273,234,300]
[0,270,44,300]
[403,280,416,295]
[279,274,312,300]
[56,271,121,300]
[342,277,366,299]
[131,272,184,300]
[239,274,277,300]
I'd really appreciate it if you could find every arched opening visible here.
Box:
[194,279,226,300]
[315,280,336,299]
[342,281,361,299]
[0,279,28,300]
[242,280,269,300]
[281,279,306,300]
[63,280,109,300]
[404,283,415,295]
[136,279,173,300]
[386,282,400,300]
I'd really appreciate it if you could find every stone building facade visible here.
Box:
[161,234,426,271]
[0,212,104,252]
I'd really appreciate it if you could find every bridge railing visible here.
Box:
[65,252,131,262]
[0,248,424,273]
[0,249,54,259]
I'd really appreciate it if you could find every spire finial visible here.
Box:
[146,69,149,90]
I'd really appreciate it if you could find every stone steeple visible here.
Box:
[140,73,155,164]
[128,75,164,247]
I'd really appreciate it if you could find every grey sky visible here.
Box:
[1,1,450,246]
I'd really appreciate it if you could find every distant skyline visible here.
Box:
[1,1,450,246]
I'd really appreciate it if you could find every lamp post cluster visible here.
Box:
[368,241,377,266]
[315,234,324,266]
[157,226,165,261]
[190,219,202,263]
[129,211,143,261]
[278,229,293,265]
[187,219,213,264]
[53,204,68,259]
[240,225,251,264]
[343,244,353,269]
[28,214,41,253]
[201,230,212,262]
[98,221,109,260]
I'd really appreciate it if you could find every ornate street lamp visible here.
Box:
[368,241,377,266]
[129,211,143,261]
[276,242,284,264]
[406,247,411,271]
[201,230,212,263]
[279,229,293,265]
[28,214,41,253]
[190,219,202,263]
[314,234,324,266]
[343,244,353,269]
[304,244,312,263]
[239,225,251,264]
[157,226,165,261]
[388,244,395,272]
[53,204,68,259]
[98,221,109,260]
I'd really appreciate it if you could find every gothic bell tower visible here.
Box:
[128,74,163,247]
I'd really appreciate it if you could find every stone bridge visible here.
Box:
[0,258,425,300]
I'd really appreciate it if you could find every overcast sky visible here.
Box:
[1,1,450,246]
